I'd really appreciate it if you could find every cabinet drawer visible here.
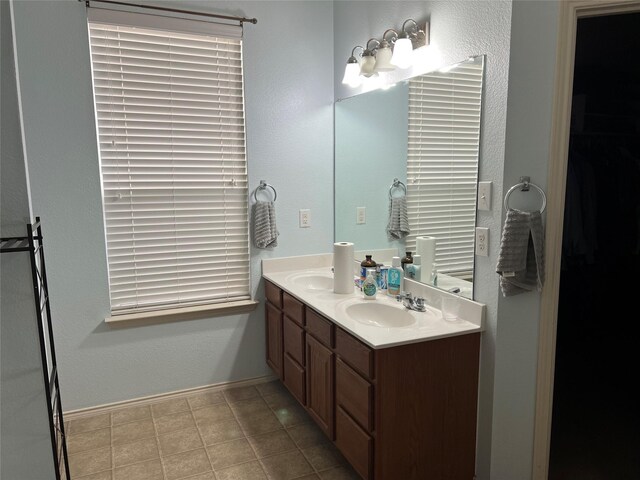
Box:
[283,316,305,366]
[336,328,374,379]
[283,292,305,326]
[336,406,372,480]
[283,353,306,405]
[265,281,282,309]
[336,357,373,432]
[306,308,334,348]
[265,302,283,379]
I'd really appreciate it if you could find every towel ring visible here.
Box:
[504,177,546,213]
[253,180,277,202]
[389,178,407,199]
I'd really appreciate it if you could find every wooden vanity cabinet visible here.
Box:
[264,280,480,480]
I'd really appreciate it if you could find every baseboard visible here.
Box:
[64,374,277,420]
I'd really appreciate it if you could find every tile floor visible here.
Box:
[65,381,360,480]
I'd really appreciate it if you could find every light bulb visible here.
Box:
[390,37,413,69]
[342,62,362,87]
[360,55,376,77]
[374,43,394,72]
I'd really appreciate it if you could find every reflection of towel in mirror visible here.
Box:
[496,209,545,296]
[253,201,279,248]
[387,196,410,240]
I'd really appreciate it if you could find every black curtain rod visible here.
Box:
[82,0,257,25]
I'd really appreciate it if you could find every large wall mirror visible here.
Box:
[335,56,485,299]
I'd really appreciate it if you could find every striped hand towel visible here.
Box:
[387,196,410,240]
[496,209,545,296]
[253,200,279,248]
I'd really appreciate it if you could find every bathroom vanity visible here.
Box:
[262,256,483,480]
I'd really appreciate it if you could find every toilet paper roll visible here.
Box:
[333,242,355,294]
[416,236,436,282]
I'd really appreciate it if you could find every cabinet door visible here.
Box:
[283,316,305,365]
[266,302,283,379]
[306,334,335,439]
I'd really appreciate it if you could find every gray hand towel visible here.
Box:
[496,209,545,296]
[253,200,279,248]
[387,196,410,240]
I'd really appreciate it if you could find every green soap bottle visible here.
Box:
[387,256,403,296]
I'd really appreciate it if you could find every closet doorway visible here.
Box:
[533,1,640,480]
[548,10,640,479]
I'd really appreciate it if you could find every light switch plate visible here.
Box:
[356,207,366,224]
[477,181,492,211]
[475,227,489,257]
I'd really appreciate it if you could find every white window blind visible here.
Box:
[406,61,483,276]
[88,11,250,314]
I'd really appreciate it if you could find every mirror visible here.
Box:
[335,56,485,299]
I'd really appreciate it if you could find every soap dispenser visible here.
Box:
[363,268,377,300]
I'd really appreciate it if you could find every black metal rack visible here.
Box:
[1,217,71,480]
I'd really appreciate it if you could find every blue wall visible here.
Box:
[10,1,565,478]
[333,2,512,478]
[11,0,334,410]
[1,2,54,477]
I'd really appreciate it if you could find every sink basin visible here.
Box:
[290,274,333,291]
[344,302,416,328]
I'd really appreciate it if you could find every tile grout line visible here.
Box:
[188,397,217,478]
[109,412,115,479]
[148,405,170,480]
[72,382,332,480]
[259,384,348,478]
[224,387,272,479]
[257,384,321,479]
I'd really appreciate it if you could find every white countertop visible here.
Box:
[262,258,482,349]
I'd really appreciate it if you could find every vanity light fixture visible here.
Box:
[341,45,364,87]
[374,29,398,73]
[391,19,429,69]
[360,38,380,78]
[342,18,429,88]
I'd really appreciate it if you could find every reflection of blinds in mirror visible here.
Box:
[88,15,250,314]
[405,62,483,277]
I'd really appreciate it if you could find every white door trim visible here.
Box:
[533,2,640,479]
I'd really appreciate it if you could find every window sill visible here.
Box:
[105,300,259,326]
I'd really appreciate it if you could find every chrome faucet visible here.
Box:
[396,292,427,312]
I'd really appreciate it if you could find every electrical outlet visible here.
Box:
[475,227,489,257]
[299,209,311,228]
[477,181,492,211]
[356,207,366,224]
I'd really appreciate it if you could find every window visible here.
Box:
[88,9,250,314]
[405,61,483,277]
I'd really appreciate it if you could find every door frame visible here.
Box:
[533,1,640,478]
